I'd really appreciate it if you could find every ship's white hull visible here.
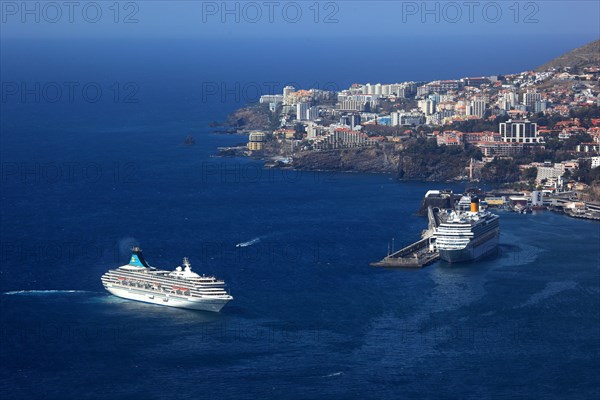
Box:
[439,232,499,263]
[104,285,230,312]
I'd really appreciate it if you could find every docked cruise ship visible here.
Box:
[434,197,500,263]
[101,247,233,312]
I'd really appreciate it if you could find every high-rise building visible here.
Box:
[534,100,548,113]
[466,99,487,118]
[283,86,295,105]
[338,100,366,112]
[500,119,543,143]
[428,93,441,103]
[306,106,319,121]
[417,86,430,97]
[296,102,310,121]
[498,92,517,110]
[419,99,436,115]
[506,92,517,107]
[259,94,283,104]
[498,99,510,111]
[395,112,425,126]
[247,131,267,151]
[523,90,542,110]
[340,114,362,129]
[536,163,564,184]
[374,84,382,95]
[306,122,327,140]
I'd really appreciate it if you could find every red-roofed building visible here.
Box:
[334,127,351,132]
[463,131,501,143]
[508,110,527,118]
[437,130,464,146]
[555,118,581,128]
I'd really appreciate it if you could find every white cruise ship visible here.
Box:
[435,197,500,263]
[101,247,233,312]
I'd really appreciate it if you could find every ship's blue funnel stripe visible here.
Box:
[129,254,145,267]
[128,249,152,268]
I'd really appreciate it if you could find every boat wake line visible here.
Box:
[235,237,261,248]
[3,290,92,296]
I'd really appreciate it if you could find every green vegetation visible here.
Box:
[397,138,481,181]
[528,112,566,129]
[523,167,538,181]
[569,105,600,124]
[226,103,280,131]
[535,39,600,71]
[404,138,481,158]
[447,115,509,133]
[564,133,594,150]
[573,160,600,184]
[480,158,521,183]
[501,181,536,191]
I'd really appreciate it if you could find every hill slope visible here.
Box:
[536,39,600,71]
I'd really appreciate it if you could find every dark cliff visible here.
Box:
[290,140,477,181]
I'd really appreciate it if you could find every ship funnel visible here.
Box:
[470,196,480,213]
[128,246,151,268]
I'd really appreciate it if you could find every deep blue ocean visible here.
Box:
[1,37,599,399]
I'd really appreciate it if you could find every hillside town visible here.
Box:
[218,50,600,211]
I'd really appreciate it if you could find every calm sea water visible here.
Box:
[1,37,599,399]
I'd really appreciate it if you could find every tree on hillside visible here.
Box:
[480,158,521,183]
[564,133,593,150]
[573,160,600,184]
[523,167,538,182]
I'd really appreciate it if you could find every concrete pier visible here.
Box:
[371,205,440,268]
[370,237,439,268]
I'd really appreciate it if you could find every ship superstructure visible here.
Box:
[101,247,232,312]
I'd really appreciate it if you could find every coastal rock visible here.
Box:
[290,142,471,182]
[397,153,471,181]
[291,145,399,173]
[225,104,278,132]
